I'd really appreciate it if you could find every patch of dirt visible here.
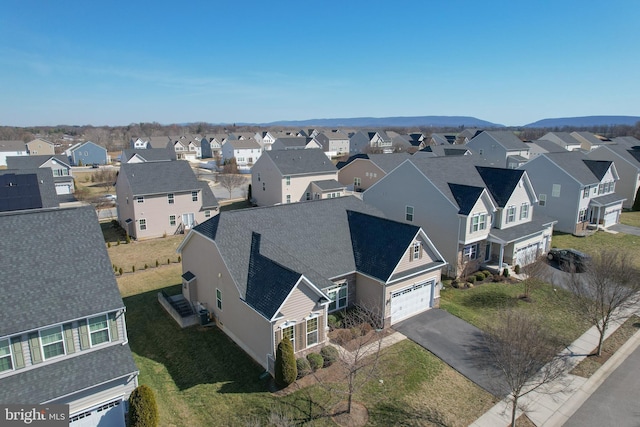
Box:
[515,413,537,426]
[331,401,369,427]
[271,361,346,396]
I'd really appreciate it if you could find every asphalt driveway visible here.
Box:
[609,223,640,236]
[394,309,508,396]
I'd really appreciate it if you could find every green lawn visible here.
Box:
[620,211,640,228]
[551,230,640,267]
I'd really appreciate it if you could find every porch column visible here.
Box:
[498,243,505,269]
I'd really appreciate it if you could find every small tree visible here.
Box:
[274,335,297,387]
[564,249,640,356]
[128,384,159,427]
[217,173,246,199]
[520,253,551,299]
[484,310,567,427]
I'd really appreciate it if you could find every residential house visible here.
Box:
[391,134,422,151]
[200,134,227,159]
[0,206,138,426]
[570,131,610,151]
[349,130,393,154]
[313,130,350,158]
[526,139,568,158]
[613,136,640,148]
[538,132,583,151]
[0,140,28,166]
[363,156,555,277]
[337,153,412,191]
[169,135,200,161]
[66,141,108,166]
[255,131,289,151]
[466,130,530,168]
[116,161,219,239]
[26,138,55,155]
[6,155,74,195]
[176,197,446,375]
[146,136,172,149]
[129,137,149,149]
[415,145,472,157]
[251,149,340,206]
[121,148,176,163]
[520,151,624,234]
[0,168,60,211]
[270,137,322,151]
[586,144,640,209]
[429,133,457,145]
[220,138,262,170]
[455,129,483,145]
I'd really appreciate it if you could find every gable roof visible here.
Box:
[475,166,525,207]
[448,183,486,215]
[70,140,105,152]
[472,131,528,151]
[537,152,612,185]
[0,140,27,152]
[0,206,124,336]
[122,148,174,163]
[540,132,583,148]
[530,139,568,153]
[6,155,70,170]
[0,169,59,211]
[583,159,613,181]
[199,181,219,209]
[225,138,261,149]
[263,149,336,175]
[119,160,208,196]
[274,137,313,148]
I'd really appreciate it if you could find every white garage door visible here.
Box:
[603,209,620,228]
[55,183,72,195]
[70,399,125,427]
[390,280,434,324]
[515,243,540,267]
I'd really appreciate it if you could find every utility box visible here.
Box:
[199,309,210,325]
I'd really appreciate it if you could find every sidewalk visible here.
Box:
[470,305,640,427]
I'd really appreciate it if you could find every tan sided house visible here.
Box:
[176,197,445,375]
[116,161,219,239]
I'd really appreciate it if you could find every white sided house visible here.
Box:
[176,197,446,375]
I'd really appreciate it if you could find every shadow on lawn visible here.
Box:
[124,285,267,393]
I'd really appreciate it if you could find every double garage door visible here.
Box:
[390,280,434,324]
[515,243,541,267]
[70,399,124,426]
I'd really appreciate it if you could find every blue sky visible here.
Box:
[1,0,638,127]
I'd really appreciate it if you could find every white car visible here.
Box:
[103,194,117,201]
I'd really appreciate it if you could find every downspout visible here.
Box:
[455,215,462,278]
[261,319,276,380]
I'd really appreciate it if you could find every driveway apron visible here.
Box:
[394,308,508,396]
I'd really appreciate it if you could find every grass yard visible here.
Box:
[106,233,183,273]
[551,230,640,267]
[440,282,590,345]
[620,210,640,228]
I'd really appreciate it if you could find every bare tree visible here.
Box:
[92,169,118,193]
[520,253,551,300]
[217,174,246,199]
[564,249,639,356]
[484,310,567,427]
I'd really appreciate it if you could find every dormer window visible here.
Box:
[520,203,529,220]
[506,206,516,223]
[40,326,65,360]
[412,242,421,260]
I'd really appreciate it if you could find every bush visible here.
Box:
[475,272,485,281]
[492,274,503,282]
[451,280,460,289]
[503,268,510,278]
[514,264,521,274]
[126,234,131,244]
[132,265,136,273]
[155,260,159,267]
[482,270,491,277]
[144,264,148,269]
[320,346,339,367]
[167,258,171,265]
[306,353,324,371]
[107,242,111,248]
[468,276,476,284]
[334,329,352,344]
[296,357,311,378]
[117,240,120,246]
[178,255,181,263]
[119,267,123,276]
[128,384,158,427]
[274,336,297,387]
[327,314,341,329]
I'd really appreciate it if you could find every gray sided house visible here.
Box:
[116,161,219,239]
[6,155,74,195]
[0,140,28,166]
[586,144,640,209]
[67,141,108,166]
[363,156,555,277]
[520,152,624,234]
[337,153,413,191]
[121,148,176,163]
[466,130,530,168]
[177,197,445,375]
[0,206,138,426]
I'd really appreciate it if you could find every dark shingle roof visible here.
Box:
[6,155,70,169]
[0,343,137,404]
[336,154,369,169]
[122,148,174,162]
[0,140,27,152]
[199,181,219,209]
[264,149,336,175]
[583,159,613,181]
[347,210,420,281]
[0,169,59,210]
[119,161,203,196]
[0,206,124,336]
[475,131,528,150]
[448,183,485,215]
[540,152,605,185]
[475,166,524,207]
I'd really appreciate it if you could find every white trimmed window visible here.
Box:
[470,213,487,232]
[205,210,211,218]
[506,206,516,223]
[136,196,144,203]
[579,208,588,222]
[168,193,174,204]
[282,324,294,348]
[406,206,414,222]
[192,191,198,202]
[552,184,561,197]
[216,289,222,310]
[88,315,110,346]
[583,187,589,198]
[520,203,529,220]
[285,176,291,185]
[463,243,479,260]
[139,219,146,230]
[169,215,176,226]
[539,194,546,206]
[306,317,318,347]
[0,339,12,372]
[354,177,361,187]
[412,242,421,260]
[327,284,348,312]
[40,326,65,360]
[286,195,291,204]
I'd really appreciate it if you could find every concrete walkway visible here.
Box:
[470,304,640,427]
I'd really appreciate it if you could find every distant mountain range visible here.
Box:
[523,116,640,128]
[249,116,505,128]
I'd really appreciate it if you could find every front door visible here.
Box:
[182,213,195,229]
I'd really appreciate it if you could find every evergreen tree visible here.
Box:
[274,336,297,387]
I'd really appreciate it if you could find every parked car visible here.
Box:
[103,194,117,202]
[547,248,590,272]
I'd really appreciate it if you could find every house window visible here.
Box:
[285,176,291,186]
[139,219,147,230]
[583,187,590,198]
[216,289,222,310]
[506,206,516,223]
[40,326,65,360]
[168,193,174,204]
[262,182,265,191]
[354,177,361,187]
[405,206,414,222]
[286,195,291,204]
[579,208,588,222]
[463,243,479,260]
[552,184,561,197]
[0,339,12,372]
[136,196,144,203]
[169,215,176,226]
[88,315,110,346]
[412,242,421,260]
[327,284,348,312]
[192,191,198,202]
[539,194,546,206]
[282,325,294,348]
[520,203,529,220]
[257,173,261,182]
[306,192,311,200]
[205,210,211,218]
[470,213,487,232]
[306,317,318,347]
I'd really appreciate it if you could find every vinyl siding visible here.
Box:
[337,159,386,190]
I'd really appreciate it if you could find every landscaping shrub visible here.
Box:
[132,265,136,273]
[306,353,324,371]
[126,234,131,244]
[155,260,159,267]
[514,265,521,274]
[360,322,373,335]
[178,255,181,263]
[451,280,460,289]
[475,272,485,281]
[482,270,491,277]
[128,384,158,427]
[296,357,311,378]
[119,267,123,276]
[334,329,352,344]
[275,336,297,387]
[502,268,510,278]
[107,242,111,248]
[327,314,341,329]
[468,276,476,284]
[320,346,339,367]
[492,274,503,282]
